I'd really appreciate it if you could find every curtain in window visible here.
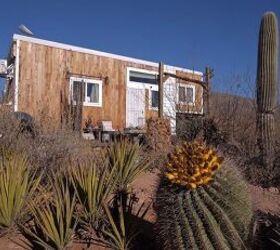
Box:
[179,86,186,102]
[87,83,99,103]
[186,87,194,103]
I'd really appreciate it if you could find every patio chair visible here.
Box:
[101,121,116,142]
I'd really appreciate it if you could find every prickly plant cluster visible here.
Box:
[155,141,253,250]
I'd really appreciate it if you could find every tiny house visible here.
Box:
[4,34,205,133]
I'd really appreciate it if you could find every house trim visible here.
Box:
[14,39,20,112]
[13,34,203,76]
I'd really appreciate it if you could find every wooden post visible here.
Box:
[158,62,164,118]
[74,81,85,131]
[204,66,212,116]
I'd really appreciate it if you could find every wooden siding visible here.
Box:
[17,40,203,130]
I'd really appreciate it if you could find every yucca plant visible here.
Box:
[108,140,150,194]
[68,160,117,228]
[103,199,131,250]
[0,152,41,231]
[102,192,151,250]
[106,140,151,249]
[102,193,150,250]
[24,173,76,250]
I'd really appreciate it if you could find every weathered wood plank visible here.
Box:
[18,41,204,130]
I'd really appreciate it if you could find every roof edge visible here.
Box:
[13,34,203,76]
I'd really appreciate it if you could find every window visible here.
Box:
[151,90,159,108]
[178,85,195,104]
[71,77,102,107]
[73,81,85,102]
[86,82,100,104]
[129,71,157,84]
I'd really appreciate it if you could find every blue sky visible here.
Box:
[0,0,279,96]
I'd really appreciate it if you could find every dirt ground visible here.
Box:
[1,170,279,250]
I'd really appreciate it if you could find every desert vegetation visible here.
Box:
[0,11,279,250]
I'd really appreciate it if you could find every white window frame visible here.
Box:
[178,84,195,105]
[70,77,102,107]
[127,67,158,89]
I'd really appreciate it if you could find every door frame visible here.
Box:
[126,67,158,128]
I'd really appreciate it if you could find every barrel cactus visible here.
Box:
[155,141,253,250]
[256,11,279,166]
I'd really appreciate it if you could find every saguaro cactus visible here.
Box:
[256,12,279,166]
[155,142,252,250]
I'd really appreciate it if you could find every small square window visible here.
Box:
[71,78,102,107]
[178,86,194,104]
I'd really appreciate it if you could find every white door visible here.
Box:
[126,87,145,128]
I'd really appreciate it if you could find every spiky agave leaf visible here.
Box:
[102,193,150,250]
[24,172,76,250]
[68,159,117,227]
[102,198,134,250]
[108,140,150,193]
[0,152,41,230]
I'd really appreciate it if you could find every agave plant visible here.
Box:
[103,199,130,250]
[108,140,150,194]
[68,160,117,228]
[0,152,41,231]
[24,173,76,250]
[102,192,151,250]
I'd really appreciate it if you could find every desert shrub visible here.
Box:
[0,108,27,151]
[0,108,103,176]
[210,92,257,158]
[144,117,172,170]
[246,154,280,188]
[176,113,205,141]
[145,117,171,152]
[25,129,98,171]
